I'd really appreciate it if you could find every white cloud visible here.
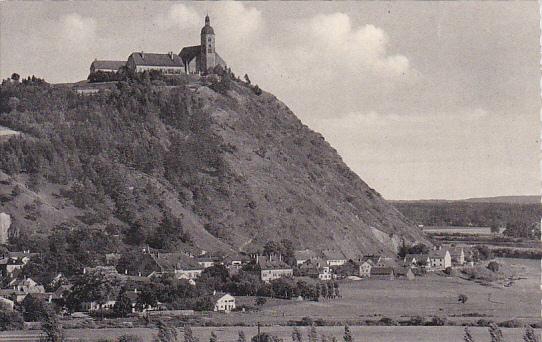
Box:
[60,13,97,45]
[155,4,200,31]
[213,2,263,49]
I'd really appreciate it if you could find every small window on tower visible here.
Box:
[208,38,212,42]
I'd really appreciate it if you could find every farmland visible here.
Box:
[0,326,538,342]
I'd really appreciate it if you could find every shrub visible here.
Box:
[458,294,468,304]
[498,319,523,328]
[430,316,447,326]
[0,311,24,331]
[251,333,282,342]
[255,297,267,306]
[118,335,144,342]
[408,316,425,326]
[487,261,500,272]
[378,317,398,326]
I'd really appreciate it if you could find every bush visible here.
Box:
[378,317,398,326]
[487,261,500,272]
[430,316,447,326]
[251,333,282,342]
[408,316,425,326]
[255,297,267,306]
[498,319,524,328]
[118,335,144,342]
[0,311,24,331]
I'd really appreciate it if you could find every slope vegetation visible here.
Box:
[0,75,427,258]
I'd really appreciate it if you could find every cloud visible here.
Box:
[154,3,200,31]
[213,2,263,49]
[59,13,97,46]
[306,14,409,76]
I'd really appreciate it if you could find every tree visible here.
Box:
[458,294,468,304]
[343,325,352,342]
[238,331,247,342]
[155,320,178,342]
[210,331,218,342]
[21,294,47,321]
[0,311,24,331]
[256,297,267,306]
[251,333,282,342]
[113,290,133,317]
[308,325,318,342]
[184,325,199,342]
[524,325,540,342]
[487,261,500,273]
[119,335,144,342]
[10,73,20,82]
[488,323,504,342]
[244,74,251,85]
[463,327,475,342]
[40,309,64,342]
[292,327,303,342]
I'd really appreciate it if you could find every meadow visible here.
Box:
[0,326,537,342]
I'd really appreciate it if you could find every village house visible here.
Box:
[0,296,14,310]
[257,255,293,282]
[196,256,218,269]
[359,261,373,278]
[403,254,431,269]
[299,258,333,280]
[370,267,396,280]
[428,250,452,270]
[81,299,117,312]
[394,266,415,280]
[8,277,45,294]
[0,250,36,277]
[90,60,125,74]
[294,249,318,266]
[211,292,236,312]
[322,250,347,267]
[358,255,385,278]
[444,245,465,266]
[0,289,26,303]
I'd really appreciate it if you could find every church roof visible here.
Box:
[179,45,201,63]
[128,52,184,67]
[201,25,215,35]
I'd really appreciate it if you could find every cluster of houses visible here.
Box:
[0,243,469,316]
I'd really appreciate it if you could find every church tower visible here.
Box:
[200,15,216,73]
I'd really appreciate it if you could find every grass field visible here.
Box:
[0,326,538,342]
[422,226,505,235]
[203,258,539,326]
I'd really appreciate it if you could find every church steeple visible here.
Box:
[200,14,216,73]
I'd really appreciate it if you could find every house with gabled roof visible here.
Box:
[211,292,235,312]
[257,255,293,282]
[127,52,184,74]
[294,249,318,266]
[370,267,395,280]
[90,60,126,74]
[403,254,431,269]
[428,250,452,270]
[322,250,347,267]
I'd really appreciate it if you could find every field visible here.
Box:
[0,326,538,342]
[421,226,505,235]
[202,258,539,326]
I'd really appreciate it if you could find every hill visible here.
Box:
[0,74,427,260]
[462,195,540,204]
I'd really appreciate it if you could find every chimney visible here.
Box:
[140,51,144,59]
[169,51,174,60]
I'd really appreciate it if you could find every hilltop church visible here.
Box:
[90,15,227,76]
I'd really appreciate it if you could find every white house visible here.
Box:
[359,261,373,278]
[428,250,452,270]
[212,292,235,312]
[126,52,185,74]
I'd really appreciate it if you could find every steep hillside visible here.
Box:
[0,75,427,258]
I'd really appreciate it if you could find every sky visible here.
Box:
[0,2,540,200]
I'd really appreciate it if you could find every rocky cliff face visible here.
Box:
[0,76,428,257]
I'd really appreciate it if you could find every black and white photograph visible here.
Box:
[0,2,540,341]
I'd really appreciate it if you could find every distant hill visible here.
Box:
[0,75,428,259]
[462,195,540,204]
